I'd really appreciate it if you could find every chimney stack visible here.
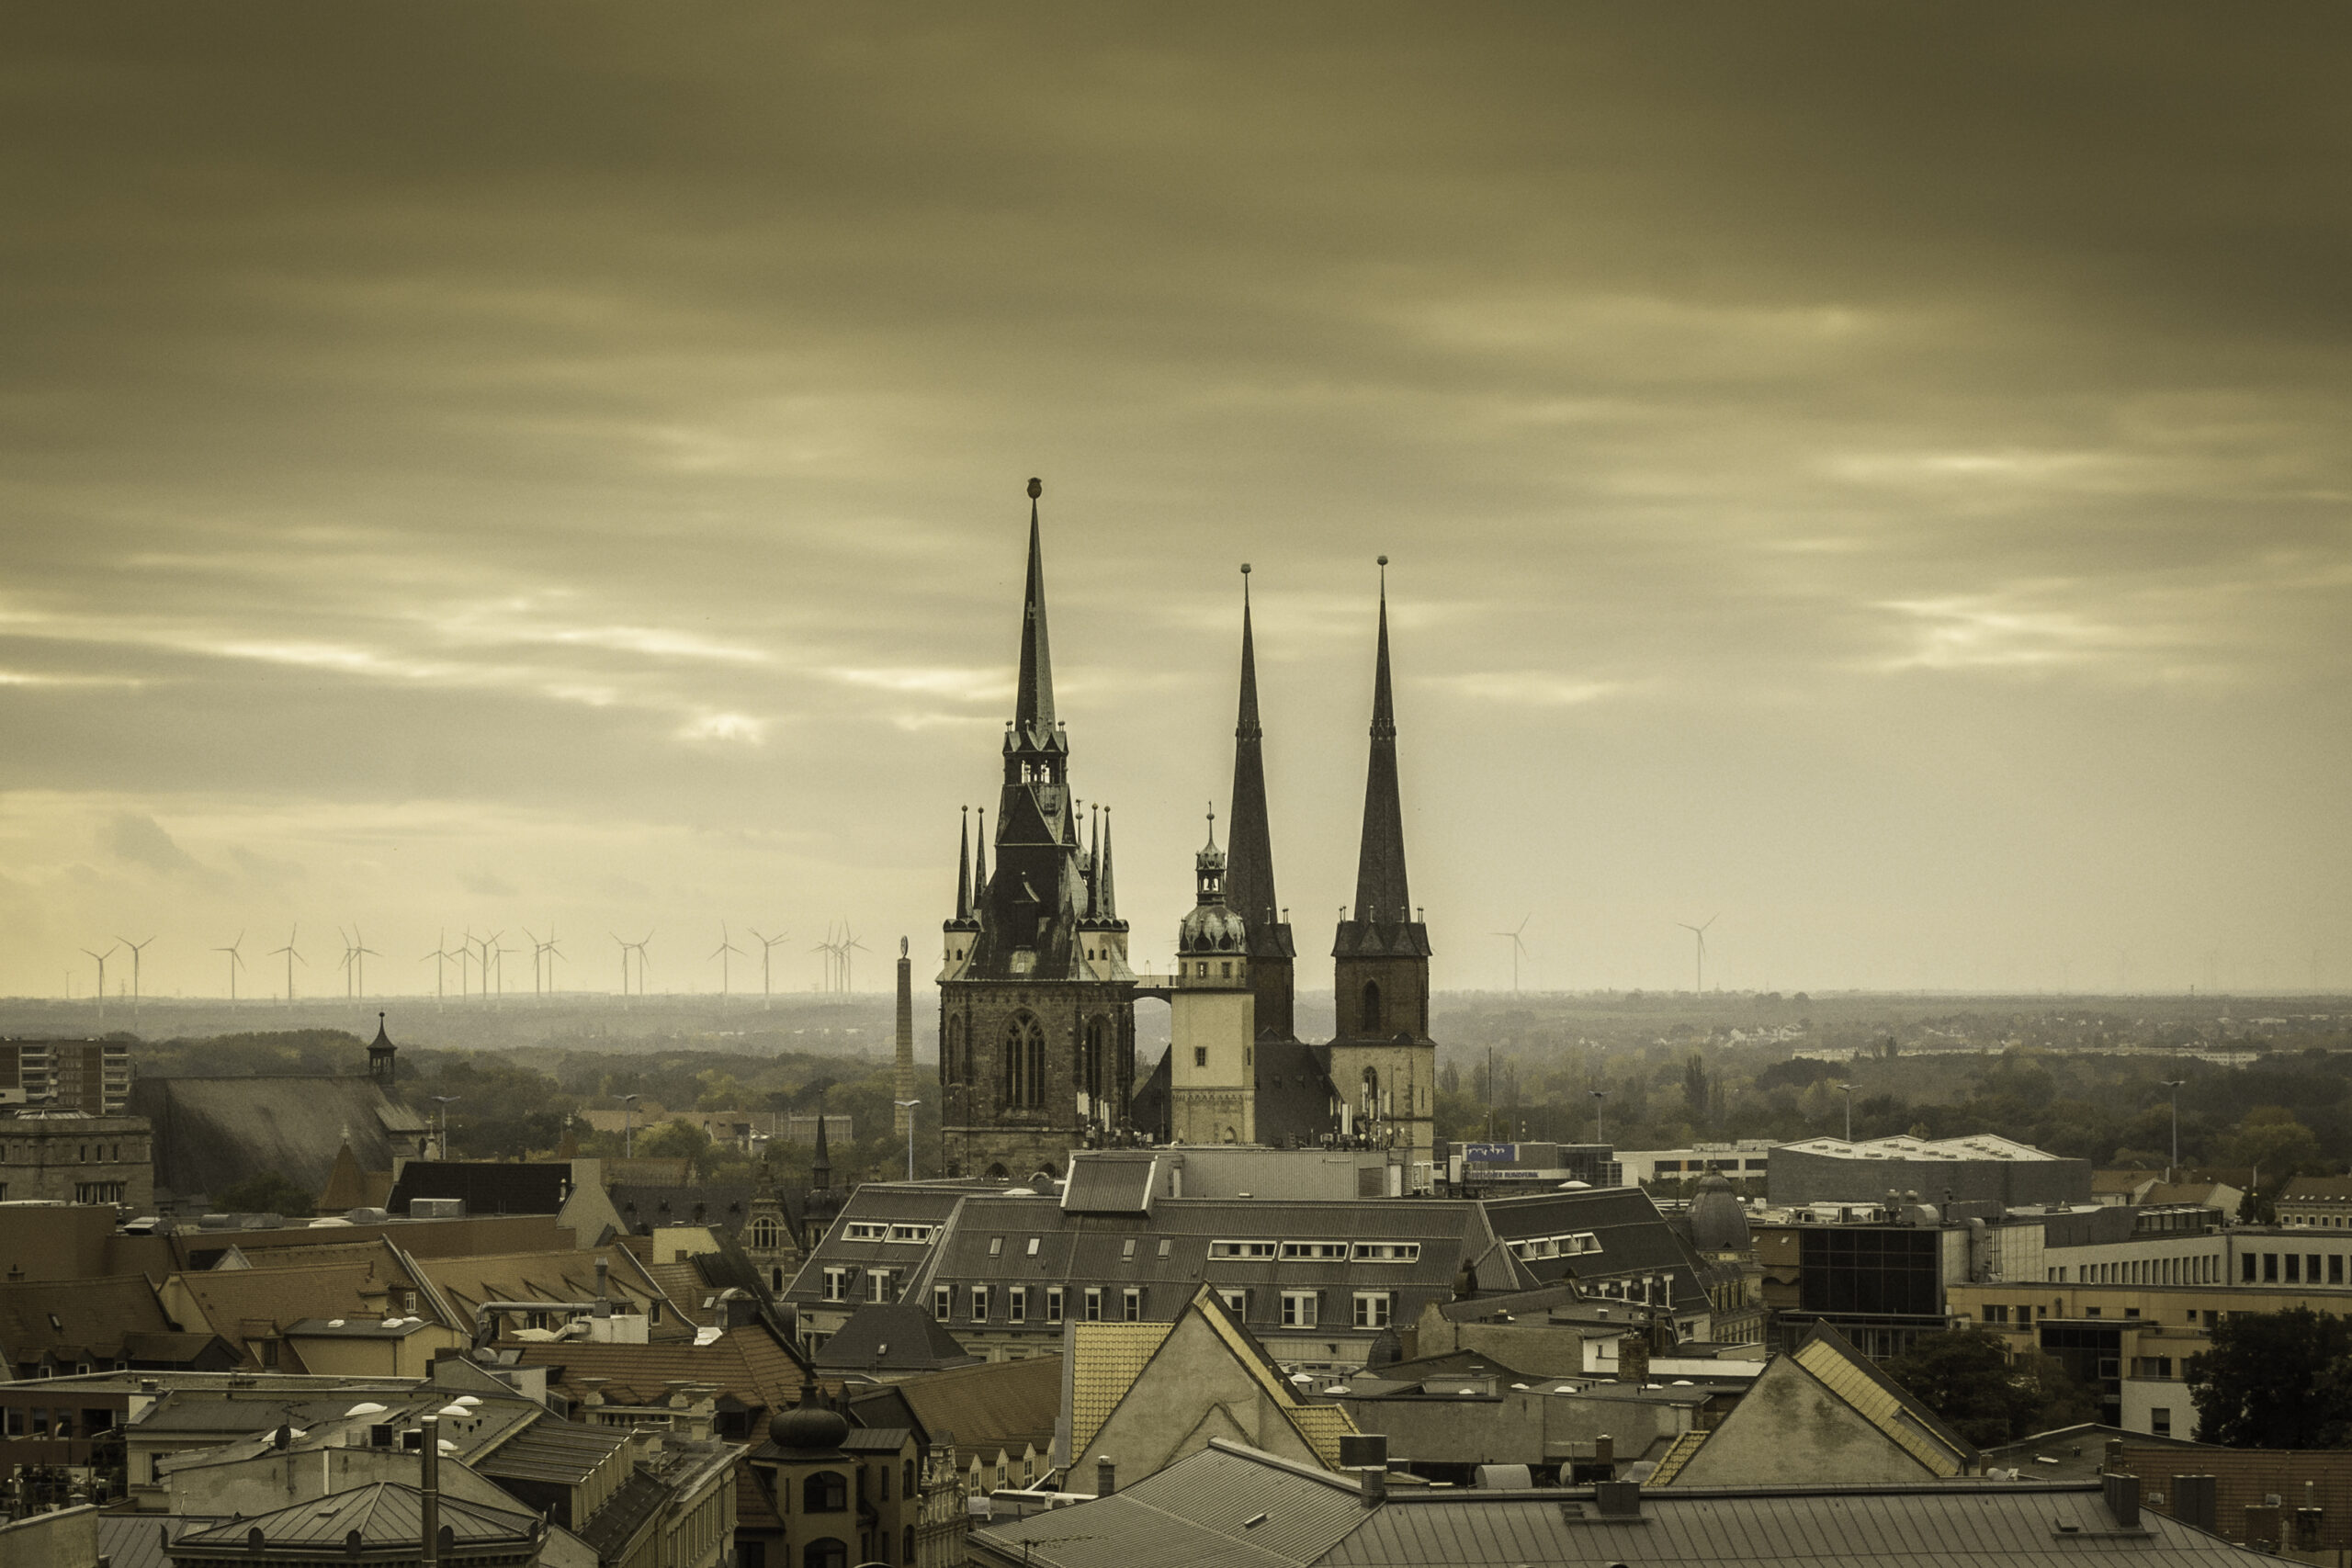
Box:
[1096,1456,1116,1496]
[1594,1435,1614,1469]
[1340,1433,1389,1509]
[421,1416,441,1568]
[1617,1332,1650,1385]
[2171,1474,2217,1534]
[2103,1471,2141,1529]
[1594,1480,1643,1518]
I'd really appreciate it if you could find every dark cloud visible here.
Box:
[0,6,2346,994]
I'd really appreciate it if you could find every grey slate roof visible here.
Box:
[1479,1187,1709,1302]
[813,1302,980,1374]
[474,1417,631,1486]
[975,1440,2285,1568]
[167,1483,537,1551]
[130,1076,425,1201]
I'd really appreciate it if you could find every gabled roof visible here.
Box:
[812,1301,980,1374]
[1792,1322,1975,1472]
[171,1258,442,1361]
[892,1353,1061,1464]
[129,1076,424,1201]
[510,1322,808,1412]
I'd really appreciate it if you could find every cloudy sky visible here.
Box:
[4,5,2347,1003]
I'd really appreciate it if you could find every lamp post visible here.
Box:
[1838,1082,1856,1144]
[895,1100,922,1181]
[1590,1089,1607,1145]
[2162,1078,2187,1183]
[429,1096,460,1159]
[617,1092,640,1158]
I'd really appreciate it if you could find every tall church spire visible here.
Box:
[1015,477,1056,738]
[973,807,988,899]
[1224,565,1296,1039]
[955,807,973,923]
[1096,807,1118,921]
[1352,557,1411,924]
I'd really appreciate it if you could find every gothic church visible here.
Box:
[940,481,1437,1186]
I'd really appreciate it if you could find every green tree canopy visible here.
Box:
[1882,1326,2098,1448]
[2188,1307,2352,1448]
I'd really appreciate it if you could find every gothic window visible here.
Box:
[804,1472,848,1512]
[1083,1017,1107,1102]
[1363,1066,1380,1115]
[1363,980,1383,1033]
[750,1217,782,1250]
[1002,1012,1045,1109]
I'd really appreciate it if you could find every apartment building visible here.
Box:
[0,1039,131,1113]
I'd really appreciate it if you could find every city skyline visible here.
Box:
[3,7,2347,1000]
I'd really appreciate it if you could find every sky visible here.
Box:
[3,5,2348,1004]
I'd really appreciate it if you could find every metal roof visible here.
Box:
[473,1416,630,1486]
[167,1483,537,1550]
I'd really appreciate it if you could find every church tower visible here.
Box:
[1168,812,1256,1145]
[937,480,1136,1179]
[1324,559,1436,1170]
[1224,565,1297,1042]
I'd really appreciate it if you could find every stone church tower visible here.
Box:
[1323,561,1437,1169]
[938,481,1136,1179]
[1167,814,1255,1145]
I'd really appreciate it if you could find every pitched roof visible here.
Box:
[812,1302,980,1374]
[510,1322,808,1411]
[892,1353,1061,1463]
[1792,1322,1976,1473]
[167,1483,538,1551]
[411,1244,680,1329]
[0,1274,175,1363]
[172,1258,438,1361]
[1069,1322,1175,1460]
[130,1077,425,1201]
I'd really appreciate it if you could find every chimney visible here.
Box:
[1617,1332,1649,1385]
[594,1256,612,1316]
[2296,1504,2324,1551]
[1095,1456,1116,1497]
[1340,1433,1388,1508]
[1594,1435,1614,1469]
[421,1416,441,1568]
[2103,1471,2141,1529]
[1594,1480,1643,1518]
[2244,1502,2282,1551]
[2171,1474,2217,1534]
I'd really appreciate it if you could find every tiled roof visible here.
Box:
[173,1259,437,1360]
[130,1077,424,1200]
[1645,1427,1709,1485]
[511,1322,808,1412]
[1792,1323,1973,1474]
[2278,1176,2352,1201]
[1069,1322,1174,1459]
[813,1302,980,1373]
[0,1274,175,1362]
[892,1353,1061,1463]
[2128,1443,2352,1548]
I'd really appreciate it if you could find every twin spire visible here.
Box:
[1351,555,1412,926]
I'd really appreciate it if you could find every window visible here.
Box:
[1046,1287,1065,1324]
[845,1223,888,1241]
[1121,1288,1141,1322]
[888,1224,937,1245]
[1157,1239,1171,1258]
[1217,1289,1247,1318]
[1026,1237,1040,1256]
[989,1236,1002,1256]
[803,1472,848,1512]
[1351,1243,1422,1263]
[1002,1013,1046,1109]
[866,1270,892,1304]
[1210,1240,1278,1260]
[1981,1305,2009,1324]
[1363,981,1382,1033]
[1193,1047,1208,1067]
[1280,1242,1350,1261]
[1083,1288,1103,1322]
[751,1218,783,1250]
[970,1286,990,1321]
[2153,1407,2173,1438]
[1009,1289,1027,1325]
[1121,1239,1136,1260]
[2335,1256,2346,1285]
[1281,1292,1317,1327]
[1352,1292,1393,1329]
[2244,1253,2258,1283]
[822,1269,850,1303]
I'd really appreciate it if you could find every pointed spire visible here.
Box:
[1352,557,1411,923]
[811,1099,832,1190]
[1096,807,1118,921]
[1014,478,1057,737]
[1226,564,1280,934]
[956,807,973,922]
[974,807,988,899]
[1085,805,1102,920]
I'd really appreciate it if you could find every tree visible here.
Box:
[1882,1327,2098,1447]
[2225,1107,2319,1182]
[214,1170,315,1218]
[2188,1307,2352,1448]
[638,1118,716,1176]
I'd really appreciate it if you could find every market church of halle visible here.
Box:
[937,479,1439,1188]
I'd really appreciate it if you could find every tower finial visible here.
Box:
[956,806,973,922]
[1014,482,1056,732]
[1028,476,1042,501]
[1351,565,1409,922]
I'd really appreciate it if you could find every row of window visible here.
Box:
[2048,1255,2222,1285]
[910,1280,1399,1330]
[1206,1240,1422,1263]
[0,1143,141,1165]
[1506,1232,1601,1262]
[841,1223,938,1245]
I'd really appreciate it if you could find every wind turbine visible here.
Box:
[711,922,745,999]
[423,931,454,1002]
[1677,915,1717,994]
[536,927,565,999]
[457,930,476,999]
[524,927,546,998]
[350,927,379,998]
[1492,916,1530,994]
[117,934,155,1023]
[336,929,359,998]
[215,931,246,1001]
[839,923,868,995]
[611,932,631,997]
[490,933,518,999]
[268,926,305,1004]
[80,942,118,1021]
[628,931,653,996]
[751,928,787,1010]
[811,924,842,995]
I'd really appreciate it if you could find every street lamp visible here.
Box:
[2162,1078,2187,1183]
[895,1100,923,1181]
[616,1092,640,1158]
[1590,1089,1608,1145]
[1838,1082,1856,1144]
[429,1095,460,1159]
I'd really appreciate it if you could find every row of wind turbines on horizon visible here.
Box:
[61,919,880,1016]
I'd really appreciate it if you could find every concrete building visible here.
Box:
[0,1040,131,1113]
[1769,1134,2092,1209]
[0,1111,153,1208]
[1616,1140,1775,1188]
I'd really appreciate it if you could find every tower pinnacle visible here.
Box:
[1015,479,1055,736]
[1352,558,1409,922]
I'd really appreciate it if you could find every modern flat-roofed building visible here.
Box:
[1769,1134,2091,1210]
